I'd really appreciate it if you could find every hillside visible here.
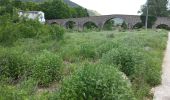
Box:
[88,9,101,16]
[21,0,101,16]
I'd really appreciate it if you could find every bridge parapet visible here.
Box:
[46,14,170,30]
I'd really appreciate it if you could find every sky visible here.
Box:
[70,0,147,15]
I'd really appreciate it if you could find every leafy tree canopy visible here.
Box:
[139,0,169,17]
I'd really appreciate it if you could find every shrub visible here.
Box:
[49,24,65,40]
[0,85,27,100]
[19,78,38,95]
[59,64,136,100]
[0,50,28,82]
[143,55,161,86]
[79,43,96,59]
[0,18,65,45]
[18,20,43,38]
[32,50,63,87]
[96,40,119,58]
[0,22,19,45]
[101,46,142,76]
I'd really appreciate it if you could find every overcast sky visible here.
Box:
[70,0,147,15]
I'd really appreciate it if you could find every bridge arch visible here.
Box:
[156,24,170,30]
[51,22,59,25]
[103,17,129,29]
[132,22,144,29]
[83,21,98,30]
[46,15,170,31]
[65,21,76,29]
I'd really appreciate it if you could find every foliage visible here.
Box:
[83,22,98,30]
[32,50,63,86]
[79,43,96,59]
[95,40,119,57]
[39,0,89,19]
[0,49,29,82]
[140,0,169,17]
[0,85,28,100]
[39,0,71,19]
[0,16,65,45]
[65,21,75,29]
[49,24,65,40]
[59,64,136,100]
[71,7,89,18]
[101,46,142,76]
[0,29,168,99]
[140,15,157,28]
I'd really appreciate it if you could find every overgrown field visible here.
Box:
[0,29,168,100]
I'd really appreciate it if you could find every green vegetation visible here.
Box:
[0,24,168,99]
[59,64,135,100]
[0,0,89,19]
[32,50,63,87]
[0,0,169,99]
[140,0,169,17]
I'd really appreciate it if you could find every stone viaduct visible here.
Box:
[46,14,170,30]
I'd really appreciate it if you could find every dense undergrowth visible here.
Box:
[0,20,168,100]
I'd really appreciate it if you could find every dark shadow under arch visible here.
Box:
[51,22,59,25]
[133,22,144,29]
[65,21,76,29]
[83,21,98,29]
[156,24,170,30]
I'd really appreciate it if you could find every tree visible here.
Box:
[140,16,157,28]
[39,0,72,19]
[139,0,169,17]
[73,7,89,18]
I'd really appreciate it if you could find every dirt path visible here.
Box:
[153,32,170,100]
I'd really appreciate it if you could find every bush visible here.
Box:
[0,85,27,100]
[101,46,142,76]
[0,17,65,45]
[49,24,65,40]
[96,40,119,58]
[18,20,43,38]
[0,22,19,45]
[59,64,135,100]
[32,50,63,87]
[0,49,28,82]
[79,43,96,59]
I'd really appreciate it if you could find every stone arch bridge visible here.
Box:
[46,14,170,30]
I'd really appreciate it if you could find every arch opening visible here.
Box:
[103,18,128,30]
[156,24,170,30]
[51,22,59,25]
[133,22,144,29]
[83,21,98,30]
[65,21,76,29]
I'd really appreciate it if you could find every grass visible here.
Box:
[0,29,168,100]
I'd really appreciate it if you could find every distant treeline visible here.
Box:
[0,0,89,19]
